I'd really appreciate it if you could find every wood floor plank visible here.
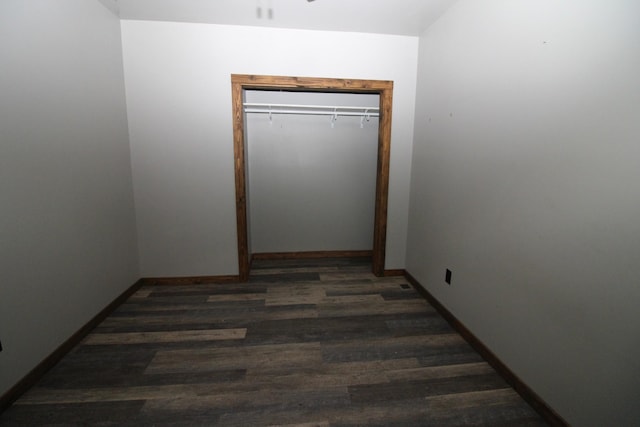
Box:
[347,372,509,404]
[147,283,266,292]
[321,333,467,363]
[115,299,265,313]
[0,400,146,425]
[318,299,432,319]
[386,361,495,382]
[385,313,456,336]
[101,306,319,328]
[265,286,327,306]
[319,294,385,304]
[16,384,203,405]
[145,342,323,374]
[141,386,350,412]
[207,293,266,302]
[230,359,422,391]
[39,367,246,390]
[214,397,430,426]
[269,422,330,427]
[83,328,247,345]
[250,272,321,283]
[426,387,520,409]
[423,388,549,427]
[132,288,152,298]
[242,315,396,345]
[319,272,377,281]
[266,278,406,292]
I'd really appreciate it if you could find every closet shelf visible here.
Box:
[243,102,380,117]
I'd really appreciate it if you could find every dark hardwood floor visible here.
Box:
[0,258,547,426]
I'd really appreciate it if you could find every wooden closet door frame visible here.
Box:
[231,74,393,281]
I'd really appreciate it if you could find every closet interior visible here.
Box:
[244,89,380,256]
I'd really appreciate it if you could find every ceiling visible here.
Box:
[113,0,458,36]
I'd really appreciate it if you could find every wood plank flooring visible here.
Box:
[0,258,548,426]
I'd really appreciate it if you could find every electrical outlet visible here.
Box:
[445,269,452,285]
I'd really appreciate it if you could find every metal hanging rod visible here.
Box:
[243,102,380,117]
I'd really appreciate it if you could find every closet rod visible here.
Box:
[243,102,380,117]
[244,109,379,117]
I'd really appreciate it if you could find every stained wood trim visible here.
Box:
[382,269,405,277]
[232,79,250,282]
[371,86,392,276]
[0,279,144,414]
[231,74,393,280]
[231,74,391,92]
[403,270,570,427]
[252,250,373,261]
[140,275,241,285]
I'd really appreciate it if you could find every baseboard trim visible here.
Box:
[139,275,241,285]
[0,278,144,414]
[382,269,405,277]
[404,270,569,427]
[251,250,373,261]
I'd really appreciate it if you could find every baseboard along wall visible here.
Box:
[251,250,373,261]
[403,270,570,427]
[0,279,144,413]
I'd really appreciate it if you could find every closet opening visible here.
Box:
[231,75,393,281]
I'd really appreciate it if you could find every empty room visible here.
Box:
[1,1,639,426]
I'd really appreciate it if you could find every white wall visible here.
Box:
[0,0,138,397]
[121,21,418,275]
[246,91,379,253]
[407,1,640,426]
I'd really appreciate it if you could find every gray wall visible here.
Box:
[0,0,139,396]
[407,1,640,426]
[246,91,379,253]
[121,21,418,276]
